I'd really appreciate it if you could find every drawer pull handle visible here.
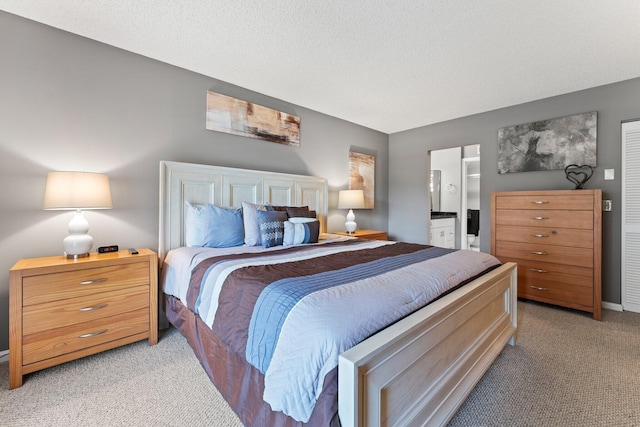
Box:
[531,233,548,238]
[79,278,108,285]
[530,285,548,291]
[532,216,549,221]
[79,303,108,312]
[79,329,108,338]
[531,201,549,204]
[531,251,548,255]
[530,268,548,273]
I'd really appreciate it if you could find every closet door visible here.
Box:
[622,119,640,313]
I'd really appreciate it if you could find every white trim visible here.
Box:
[460,156,480,249]
[602,301,623,312]
[0,350,9,364]
[622,119,640,313]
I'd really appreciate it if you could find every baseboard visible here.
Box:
[0,350,8,364]
[602,301,623,312]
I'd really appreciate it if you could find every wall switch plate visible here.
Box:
[604,200,612,212]
[604,169,615,180]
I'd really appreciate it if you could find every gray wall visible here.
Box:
[0,12,388,351]
[389,77,640,305]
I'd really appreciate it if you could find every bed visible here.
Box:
[158,160,517,426]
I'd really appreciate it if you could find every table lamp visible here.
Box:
[44,171,113,258]
[338,189,365,233]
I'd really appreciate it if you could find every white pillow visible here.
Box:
[242,201,267,246]
[185,202,207,247]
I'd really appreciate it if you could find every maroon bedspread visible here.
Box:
[164,241,499,426]
[166,295,341,426]
[199,242,427,359]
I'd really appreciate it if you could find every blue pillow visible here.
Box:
[256,210,288,248]
[283,219,320,245]
[185,202,244,248]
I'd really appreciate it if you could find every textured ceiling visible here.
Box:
[2,1,640,133]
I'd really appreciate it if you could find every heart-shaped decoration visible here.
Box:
[564,164,593,189]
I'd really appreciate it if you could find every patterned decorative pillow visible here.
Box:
[242,201,267,246]
[256,210,288,248]
[283,218,320,245]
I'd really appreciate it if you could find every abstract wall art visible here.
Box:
[206,91,300,146]
[497,111,597,174]
[349,150,375,208]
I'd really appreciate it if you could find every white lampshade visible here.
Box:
[338,190,365,233]
[44,171,113,258]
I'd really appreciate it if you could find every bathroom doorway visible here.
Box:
[429,144,480,250]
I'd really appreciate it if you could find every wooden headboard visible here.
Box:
[158,161,328,261]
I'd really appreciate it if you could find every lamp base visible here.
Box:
[63,211,94,258]
[66,252,90,260]
[345,209,358,233]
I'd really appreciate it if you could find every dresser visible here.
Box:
[9,249,158,389]
[491,190,602,319]
[335,229,388,240]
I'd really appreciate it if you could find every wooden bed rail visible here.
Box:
[338,262,517,427]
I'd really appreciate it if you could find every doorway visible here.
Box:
[429,144,480,250]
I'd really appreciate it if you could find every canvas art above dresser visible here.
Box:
[491,189,602,320]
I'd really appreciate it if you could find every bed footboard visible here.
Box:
[338,262,517,427]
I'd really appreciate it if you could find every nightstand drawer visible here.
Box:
[23,286,150,336]
[22,309,150,366]
[22,262,150,306]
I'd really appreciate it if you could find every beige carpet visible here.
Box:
[1,300,639,426]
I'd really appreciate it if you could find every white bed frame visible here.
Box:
[159,160,517,427]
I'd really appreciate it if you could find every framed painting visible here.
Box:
[206,91,300,146]
[498,111,597,174]
[349,151,375,209]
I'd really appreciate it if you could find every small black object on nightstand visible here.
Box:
[128,248,139,255]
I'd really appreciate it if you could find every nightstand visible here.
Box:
[335,229,388,240]
[9,248,158,389]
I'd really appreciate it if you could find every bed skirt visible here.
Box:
[165,295,341,426]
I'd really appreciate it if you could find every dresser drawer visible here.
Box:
[517,275,593,308]
[22,262,150,306]
[495,225,593,248]
[23,286,150,336]
[495,194,594,210]
[500,258,593,279]
[495,209,593,229]
[495,241,593,267]
[22,309,149,366]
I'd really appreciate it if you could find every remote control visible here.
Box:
[128,248,139,255]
